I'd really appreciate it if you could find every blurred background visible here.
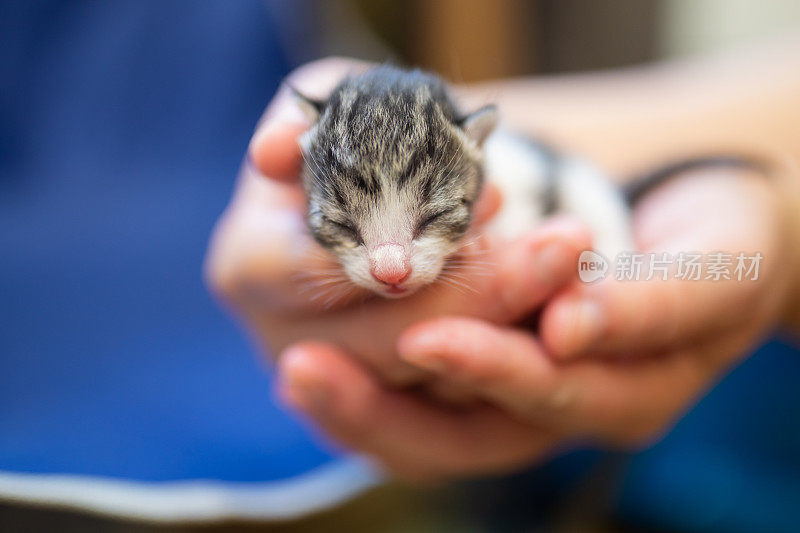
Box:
[297,0,800,77]
[1,1,799,532]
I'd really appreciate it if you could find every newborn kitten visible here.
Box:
[296,66,497,297]
[293,65,753,298]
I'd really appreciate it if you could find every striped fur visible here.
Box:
[298,65,490,297]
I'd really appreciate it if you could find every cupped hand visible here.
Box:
[278,165,800,481]
[541,164,794,360]
[204,58,588,386]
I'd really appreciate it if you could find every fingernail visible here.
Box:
[280,348,332,409]
[248,120,279,159]
[534,242,570,285]
[400,351,451,374]
[558,300,606,358]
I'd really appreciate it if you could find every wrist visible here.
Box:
[774,155,800,333]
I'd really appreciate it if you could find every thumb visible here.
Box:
[248,58,370,182]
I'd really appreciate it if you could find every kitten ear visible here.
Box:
[459,105,498,146]
[288,85,326,122]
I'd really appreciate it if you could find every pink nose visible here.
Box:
[371,265,411,285]
[370,244,412,285]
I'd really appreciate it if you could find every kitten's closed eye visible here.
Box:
[414,207,456,239]
[330,219,364,245]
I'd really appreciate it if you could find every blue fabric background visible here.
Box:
[0,0,337,483]
[618,338,800,533]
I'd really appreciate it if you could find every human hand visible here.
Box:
[278,165,800,481]
[204,58,588,387]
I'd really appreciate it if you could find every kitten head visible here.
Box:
[295,66,497,298]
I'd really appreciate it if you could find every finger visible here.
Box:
[398,317,566,417]
[249,58,370,182]
[472,182,502,226]
[276,342,556,480]
[540,271,765,360]
[399,315,753,444]
[484,215,592,322]
[248,119,309,183]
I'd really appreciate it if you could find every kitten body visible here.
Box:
[482,131,633,255]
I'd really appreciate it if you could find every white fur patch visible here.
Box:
[484,130,633,257]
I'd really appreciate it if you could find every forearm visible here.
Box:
[461,33,800,176]
[462,33,800,333]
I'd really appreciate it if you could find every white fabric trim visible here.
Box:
[0,457,383,523]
